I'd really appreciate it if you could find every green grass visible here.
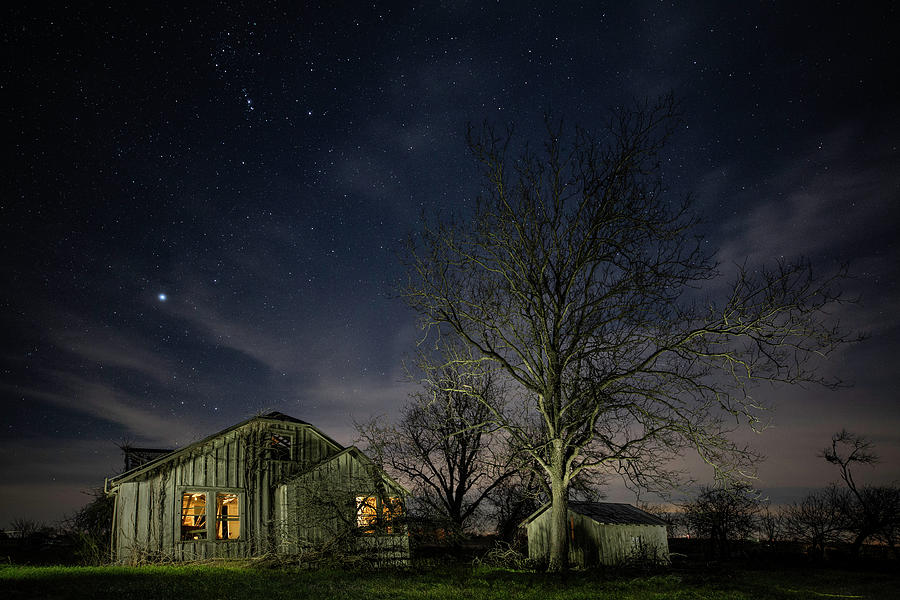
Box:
[1,563,897,600]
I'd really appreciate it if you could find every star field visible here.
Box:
[2,2,899,525]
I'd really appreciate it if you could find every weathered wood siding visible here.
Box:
[527,509,669,567]
[110,418,341,563]
[276,449,410,565]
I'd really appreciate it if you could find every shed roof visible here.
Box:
[524,502,666,527]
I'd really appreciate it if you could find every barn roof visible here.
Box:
[105,411,335,490]
[523,502,666,527]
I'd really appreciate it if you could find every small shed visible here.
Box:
[523,502,669,567]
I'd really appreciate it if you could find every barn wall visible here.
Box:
[114,482,138,560]
[111,418,342,563]
[526,509,669,567]
[277,450,409,565]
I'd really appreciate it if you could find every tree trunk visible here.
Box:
[850,531,868,557]
[546,442,568,572]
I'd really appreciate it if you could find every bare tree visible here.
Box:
[758,502,785,545]
[822,430,900,556]
[683,485,760,558]
[782,486,848,560]
[823,430,879,500]
[401,97,859,571]
[870,486,900,558]
[357,349,518,536]
[488,467,546,543]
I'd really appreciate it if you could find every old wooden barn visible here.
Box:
[105,412,409,564]
[524,502,669,567]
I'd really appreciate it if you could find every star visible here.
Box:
[158,293,168,302]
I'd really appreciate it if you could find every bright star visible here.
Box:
[158,293,167,302]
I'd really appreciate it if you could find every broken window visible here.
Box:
[181,492,207,540]
[180,491,241,541]
[268,432,292,460]
[383,496,403,534]
[356,495,403,534]
[356,496,378,532]
[216,493,241,540]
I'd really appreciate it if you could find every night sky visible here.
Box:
[3,2,899,527]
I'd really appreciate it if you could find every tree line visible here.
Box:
[671,430,899,561]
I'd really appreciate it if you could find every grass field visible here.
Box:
[2,563,897,599]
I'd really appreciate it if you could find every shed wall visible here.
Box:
[527,508,669,567]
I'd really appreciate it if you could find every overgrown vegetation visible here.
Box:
[2,562,898,600]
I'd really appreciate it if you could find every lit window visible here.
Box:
[356,495,403,534]
[181,492,207,540]
[383,497,403,534]
[269,433,292,460]
[216,493,241,540]
[356,496,377,532]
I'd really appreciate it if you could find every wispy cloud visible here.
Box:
[717,122,899,267]
[710,122,900,339]
[49,320,175,385]
[3,374,196,446]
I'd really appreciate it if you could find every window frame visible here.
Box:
[180,491,208,541]
[178,488,244,543]
[355,494,404,536]
[214,491,242,541]
[267,430,294,461]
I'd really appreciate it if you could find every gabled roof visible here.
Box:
[106,411,337,490]
[259,411,310,425]
[281,445,411,496]
[523,502,666,527]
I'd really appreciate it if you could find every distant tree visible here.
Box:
[401,96,859,570]
[758,502,785,544]
[782,486,848,560]
[357,348,518,536]
[9,517,47,539]
[640,503,685,539]
[822,430,900,556]
[6,518,59,565]
[857,485,900,558]
[486,462,545,543]
[65,488,114,565]
[870,486,900,558]
[683,485,760,557]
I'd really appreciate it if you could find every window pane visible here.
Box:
[216,493,241,540]
[383,497,403,534]
[356,496,377,533]
[181,492,207,540]
[269,433,292,460]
